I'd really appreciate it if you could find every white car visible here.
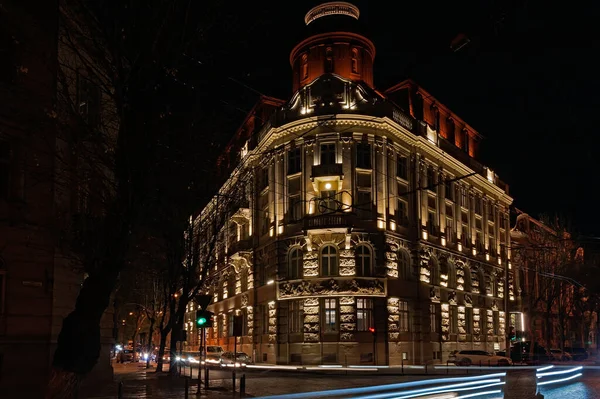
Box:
[449,350,512,366]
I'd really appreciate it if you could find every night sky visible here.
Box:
[198,1,599,235]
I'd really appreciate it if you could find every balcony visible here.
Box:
[310,163,343,179]
[227,238,252,256]
[277,277,387,299]
[303,213,353,230]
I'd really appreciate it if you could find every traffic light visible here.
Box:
[509,326,516,341]
[368,327,376,336]
[196,309,214,327]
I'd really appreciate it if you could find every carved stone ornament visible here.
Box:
[278,278,385,299]
[492,299,498,311]
[430,287,440,302]
[448,290,457,305]
[241,293,249,307]
[464,293,473,307]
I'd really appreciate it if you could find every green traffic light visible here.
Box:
[197,317,207,326]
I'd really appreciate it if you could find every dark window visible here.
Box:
[430,304,438,333]
[288,248,303,279]
[445,179,454,201]
[289,300,304,333]
[289,195,302,222]
[288,148,301,174]
[325,47,333,73]
[475,198,482,215]
[301,54,308,79]
[398,250,410,279]
[426,167,436,190]
[397,156,408,179]
[320,245,338,276]
[0,268,5,314]
[258,167,269,191]
[488,204,495,222]
[228,313,235,337]
[77,72,101,129]
[356,191,371,219]
[356,142,371,169]
[356,298,373,331]
[462,130,470,153]
[320,143,336,165]
[0,140,10,199]
[450,306,458,334]
[466,308,473,334]
[397,199,408,226]
[355,245,372,277]
[351,48,359,74]
[446,118,455,143]
[399,301,409,332]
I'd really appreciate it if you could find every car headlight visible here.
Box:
[176,356,181,361]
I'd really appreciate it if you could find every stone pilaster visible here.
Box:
[268,301,277,343]
[473,308,481,340]
[339,296,355,341]
[387,297,400,342]
[303,250,318,277]
[246,306,254,343]
[303,297,319,342]
[441,303,450,341]
[339,249,355,276]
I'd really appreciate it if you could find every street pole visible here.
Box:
[504,245,511,361]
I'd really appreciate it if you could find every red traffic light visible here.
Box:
[368,327,375,334]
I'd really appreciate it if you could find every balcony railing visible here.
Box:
[304,213,352,230]
[310,163,343,179]
[227,238,252,256]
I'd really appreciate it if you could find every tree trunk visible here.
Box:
[146,317,155,368]
[169,324,181,376]
[45,267,120,398]
[156,328,169,372]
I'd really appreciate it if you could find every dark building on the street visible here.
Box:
[0,1,113,395]
[187,2,516,365]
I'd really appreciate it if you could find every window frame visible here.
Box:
[356,298,373,331]
[288,147,302,175]
[397,156,408,180]
[320,244,339,277]
[288,247,303,279]
[398,249,410,279]
[289,300,304,333]
[322,298,338,332]
[355,244,372,277]
[399,300,410,332]
[356,142,372,169]
[320,143,337,166]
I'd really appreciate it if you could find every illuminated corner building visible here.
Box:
[510,210,593,351]
[194,2,515,365]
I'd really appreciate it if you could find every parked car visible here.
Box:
[563,347,588,361]
[219,352,253,367]
[117,349,134,363]
[549,349,572,362]
[204,345,224,365]
[449,350,512,366]
[182,351,202,364]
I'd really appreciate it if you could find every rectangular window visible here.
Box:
[461,189,468,208]
[289,300,304,333]
[320,143,336,165]
[446,218,454,241]
[0,140,10,199]
[475,198,482,215]
[445,179,454,201]
[430,304,438,333]
[488,204,495,222]
[262,306,270,334]
[399,301,409,332]
[450,307,458,334]
[397,156,408,180]
[259,167,269,191]
[397,199,408,226]
[426,168,435,190]
[357,191,371,219]
[289,195,302,222]
[466,307,473,334]
[356,298,373,332]
[357,172,372,188]
[323,298,338,332]
[288,147,302,174]
[427,211,436,234]
[493,312,499,335]
[228,313,235,337]
[356,142,372,169]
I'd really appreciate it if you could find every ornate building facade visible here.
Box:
[190,2,516,365]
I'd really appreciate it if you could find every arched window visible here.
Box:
[355,245,372,277]
[288,247,303,279]
[320,245,338,276]
[325,47,333,73]
[398,249,411,279]
[463,267,472,291]
[429,257,439,285]
[447,262,456,289]
[301,54,308,80]
[351,48,359,73]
